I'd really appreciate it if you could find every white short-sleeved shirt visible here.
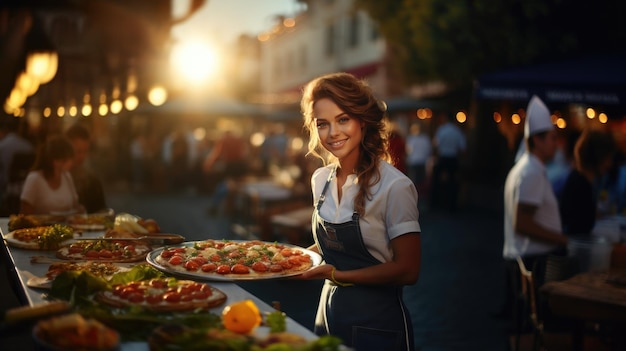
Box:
[434,122,466,157]
[503,152,562,258]
[20,171,80,215]
[311,161,421,263]
[406,134,432,166]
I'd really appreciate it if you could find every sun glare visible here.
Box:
[171,41,219,84]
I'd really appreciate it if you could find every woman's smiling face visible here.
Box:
[314,98,363,165]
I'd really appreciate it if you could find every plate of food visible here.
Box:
[94,277,227,312]
[3,225,77,250]
[55,239,152,263]
[146,239,322,281]
[66,213,113,231]
[27,261,132,289]
[33,313,120,351]
[7,214,67,231]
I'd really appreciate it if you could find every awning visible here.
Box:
[475,55,626,107]
[384,96,444,113]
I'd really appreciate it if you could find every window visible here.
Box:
[348,13,360,48]
[371,23,380,41]
[300,45,307,72]
[325,23,335,57]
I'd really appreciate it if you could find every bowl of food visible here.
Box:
[33,313,120,351]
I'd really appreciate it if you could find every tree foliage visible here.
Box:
[355,0,626,87]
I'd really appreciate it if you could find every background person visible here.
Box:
[299,72,421,351]
[431,110,466,212]
[20,134,84,215]
[65,123,107,213]
[0,118,34,215]
[559,129,616,237]
[503,96,568,302]
[406,122,432,203]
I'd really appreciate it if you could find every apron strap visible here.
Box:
[315,165,336,211]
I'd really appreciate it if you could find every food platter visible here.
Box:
[26,262,133,289]
[3,230,78,250]
[66,213,112,231]
[146,240,322,281]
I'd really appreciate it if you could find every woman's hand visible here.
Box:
[295,264,333,280]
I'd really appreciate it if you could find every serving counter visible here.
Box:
[0,218,318,351]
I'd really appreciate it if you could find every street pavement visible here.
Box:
[1,188,511,351]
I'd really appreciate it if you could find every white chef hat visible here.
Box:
[524,95,553,139]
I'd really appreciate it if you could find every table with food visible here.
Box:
[0,212,343,351]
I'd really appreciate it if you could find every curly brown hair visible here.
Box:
[301,72,391,215]
[574,129,616,176]
[32,134,74,179]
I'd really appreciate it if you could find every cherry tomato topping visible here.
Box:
[279,260,293,269]
[231,263,250,274]
[119,287,137,298]
[127,293,145,303]
[269,264,284,272]
[184,260,199,271]
[216,265,231,274]
[163,292,181,303]
[148,279,167,289]
[288,256,302,266]
[113,285,125,296]
[169,256,183,265]
[201,263,217,272]
[160,250,175,258]
[98,249,113,258]
[251,261,268,272]
[191,290,209,300]
[177,285,194,295]
[68,245,83,254]
[146,294,163,304]
[192,256,208,265]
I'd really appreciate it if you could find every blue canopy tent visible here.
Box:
[475,55,626,115]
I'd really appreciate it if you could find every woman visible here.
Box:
[559,129,616,236]
[299,72,421,351]
[20,134,84,215]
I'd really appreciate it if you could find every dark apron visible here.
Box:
[312,168,414,351]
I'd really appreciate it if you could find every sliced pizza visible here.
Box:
[150,240,316,280]
[27,261,131,289]
[94,278,227,311]
[5,225,76,250]
[56,239,152,262]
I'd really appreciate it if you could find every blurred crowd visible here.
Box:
[3,109,626,220]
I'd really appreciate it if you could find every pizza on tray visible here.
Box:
[56,239,152,262]
[4,225,76,250]
[94,278,227,311]
[27,261,131,289]
[149,240,317,280]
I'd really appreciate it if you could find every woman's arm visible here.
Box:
[300,233,421,286]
